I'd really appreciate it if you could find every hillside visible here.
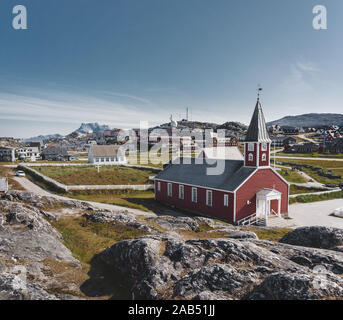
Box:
[23,134,62,143]
[267,113,343,128]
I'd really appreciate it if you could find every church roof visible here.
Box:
[155,157,256,192]
[245,100,271,143]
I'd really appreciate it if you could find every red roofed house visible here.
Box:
[154,99,289,225]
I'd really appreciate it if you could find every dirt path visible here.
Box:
[13,176,155,216]
[13,176,185,218]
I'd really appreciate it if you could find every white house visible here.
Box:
[88,145,127,165]
[17,147,40,161]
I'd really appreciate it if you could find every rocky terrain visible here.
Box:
[1,190,343,300]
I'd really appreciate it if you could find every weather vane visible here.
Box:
[257,85,263,100]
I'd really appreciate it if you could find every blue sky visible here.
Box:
[0,0,342,138]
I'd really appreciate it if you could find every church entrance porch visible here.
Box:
[256,189,281,220]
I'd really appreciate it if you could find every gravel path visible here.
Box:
[13,176,183,218]
[289,199,343,229]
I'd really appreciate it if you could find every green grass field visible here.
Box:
[34,165,157,185]
[274,152,343,159]
[276,168,307,183]
[289,190,343,204]
[69,189,155,212]
[275,158,343,185]
[289,185,325,195]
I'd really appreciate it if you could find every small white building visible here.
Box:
[88,145,127,165]
[17,147,40,161]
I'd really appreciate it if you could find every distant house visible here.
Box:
[0,147,15,162]
[27,141,43,152]
[0,177,8,193]
[41,146,69,161]
[17,147,40,161]
[270,136,296,147]
[88,145,127,165]
[282,127,299,135]
[325,138,343,153]
[284,142,320,153]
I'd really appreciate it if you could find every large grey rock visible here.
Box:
[247,271,343,300]
[83,211,151,232]
[0,274,57,300]
[280,226,343,249]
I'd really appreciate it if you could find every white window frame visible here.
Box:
[262,153,267,161]
[248,153,254,161]
[192,187,197,203]
[206,190,213,207]
[224,194,229,207]
[167,183,172,197]
[261,142,267,151]
[179,185,184,200]
[248,143,254,151]
[157,181,161,192]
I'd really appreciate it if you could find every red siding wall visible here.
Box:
[155,180,235,222]
[235,168,289,222]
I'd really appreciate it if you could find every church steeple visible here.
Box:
[244,97,271,167]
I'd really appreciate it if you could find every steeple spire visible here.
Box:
[245,97,271,143]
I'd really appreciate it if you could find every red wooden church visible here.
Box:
[154,99,289,224]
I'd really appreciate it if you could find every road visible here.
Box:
[289,199,343,229]
[298,134,317,143]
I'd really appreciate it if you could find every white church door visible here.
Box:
[256,199,267,218]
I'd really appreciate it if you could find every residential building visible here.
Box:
[88,145,127,165]
[0,147,15,162]
[41,146,69,161]
[270,136,296,147]
[17,147,40,161]
[154,99,289,224]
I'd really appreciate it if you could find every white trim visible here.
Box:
[167,183,172,197]
[232,169,258,192]
[233,192,236,223]
[192,187,198,203]
[155,178,235,194]
[270,167,290,186]
[179,184,184,200]
[224,194,229,207]
[206,190,213,207]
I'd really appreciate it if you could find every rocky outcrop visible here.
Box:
[83,211,151,232]
[2,190,91,210]
[247,271,343,300]
[0,274,56,300]
[2,191,343,300]
[0,198,82,300]
[99,234,343,300]
[280,226,343,249]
